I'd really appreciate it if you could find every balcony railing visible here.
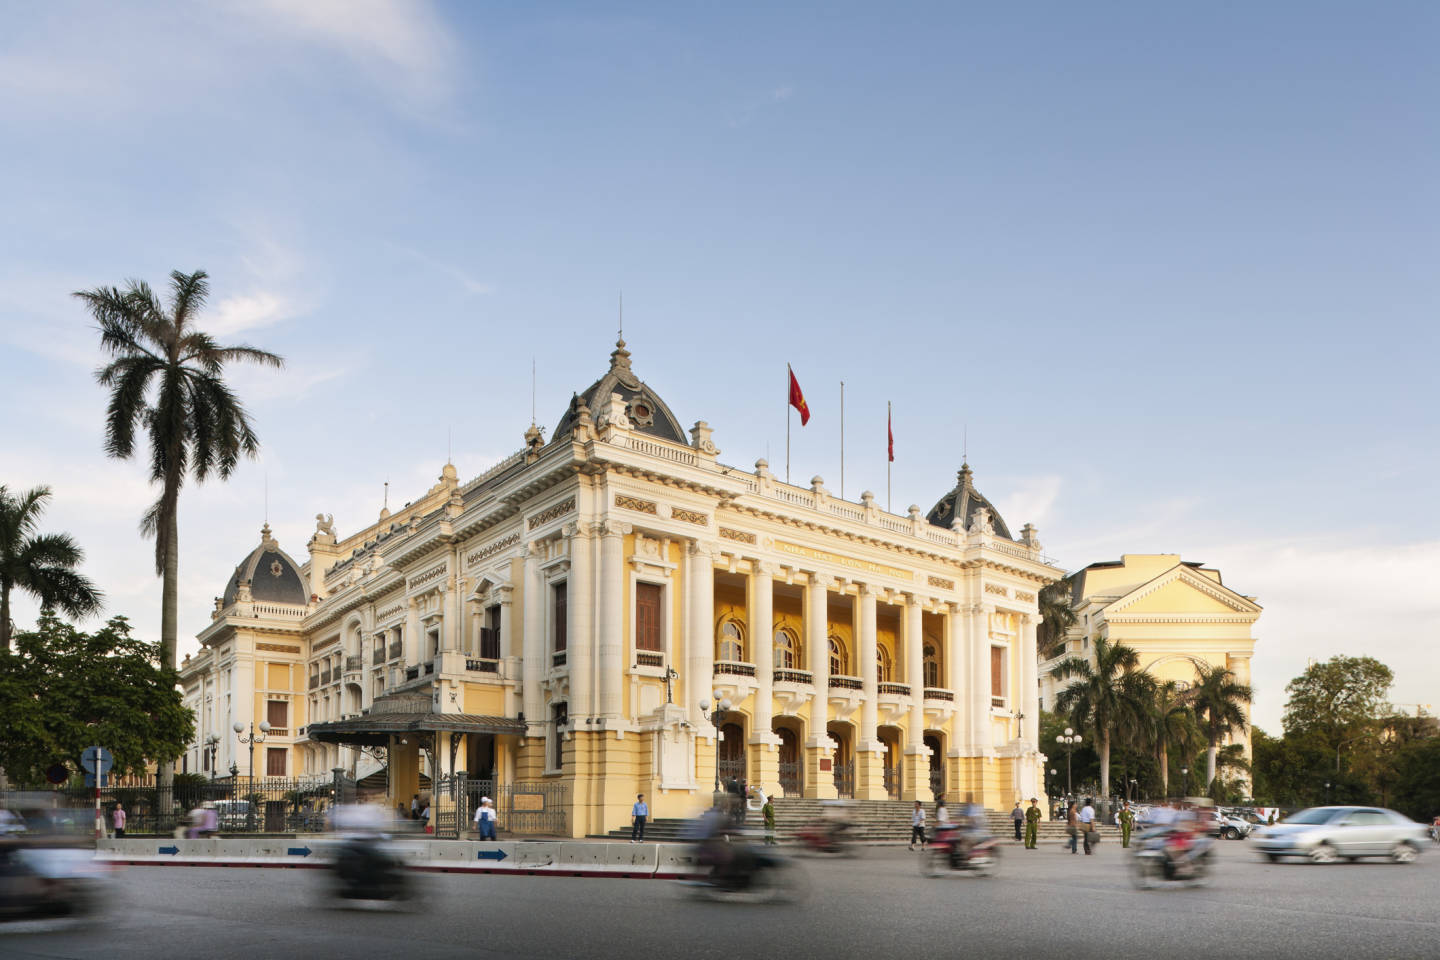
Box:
[828,675,863,690]
[320,667,332,685]
[388,641,402,660]
[308,675,318,690]
[466,658,499,673]
[715,660,756,678]
[924,688,955,702]
[773,668,812,685]
[405,666,419,681]
[344,655,361,673]
[552,652,567,668]
[372,649,384,666]
[635,651,663,668]
[878,682,910,696]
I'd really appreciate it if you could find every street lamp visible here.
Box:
[1049,768,1058,798]
[204,734,220,779]
[1325,780,1332,805]
[1055,727,1082,797]
[233,720,271,817]
[1180,765,1190,798]
[698,690,733,794]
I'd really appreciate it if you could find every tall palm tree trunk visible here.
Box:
[1,585,11,653]
[157,490,179,796]
[1205,741,1219,789]
[1157,741,1169,797]
[1099,730,1111,798]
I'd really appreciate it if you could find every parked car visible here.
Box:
[1251,806,1428,864]
[212,800,253,829]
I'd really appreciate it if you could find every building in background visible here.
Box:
[179,339,1062,836]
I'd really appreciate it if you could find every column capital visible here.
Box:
[688,539,719,559]
[751,559,780,578]
[856,581,877,598]
[903,592,922,608]
[807,571,828,588]
[599,519,631,539]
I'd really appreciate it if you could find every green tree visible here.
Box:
[1144,679,1195,798]
[1282,655,1393,773]
[0,611,194,783]
[0,485,103,652]
[1051,636,1150,798]
[76,270,282,792]
[1190,662,1253,789]
[1036,573,1077,660]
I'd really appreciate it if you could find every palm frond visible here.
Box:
[167,270,209,333]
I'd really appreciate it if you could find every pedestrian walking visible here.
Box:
[1118,800,1134,848]
[474,796,498,840]
[411,794,420,820]
[630,793,649,842]
[1080,798,1096,854]
[1010,801,1024,841]
[112,802,127,838]
[1024,797,1041,849]
[762,794,775,845]
[935,797,949,830]
[910,800,927,850]
[1066,802,1079,854]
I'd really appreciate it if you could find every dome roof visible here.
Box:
[553,338,687,445]
[926,463,1013,540]
[221,524,309,607]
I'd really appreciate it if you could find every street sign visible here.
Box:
[80,745,114,776]
[45,764,68,785]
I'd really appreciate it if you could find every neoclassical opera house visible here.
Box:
[180,339,1063,837]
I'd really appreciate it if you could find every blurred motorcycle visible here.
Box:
[683,807,808,903]
[793,820,853,856]
[920,825,1000,877]
[0,841,110,921]
[1130,828,1213,889]
[324,805,412,904]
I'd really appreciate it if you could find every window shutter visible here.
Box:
[635,583,662,651]
[266,748,287,776]
[266,700,288,730]
[553,583,567,651]
[991,646,1004,698]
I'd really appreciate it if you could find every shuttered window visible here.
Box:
[266,748,287,776]
[991,646,1004,699]
[635,583,662,652]
[552,582,567,652]
[266,700,288,731]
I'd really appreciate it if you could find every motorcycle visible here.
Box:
[683,837,808,904]
[0,840,110,922]
[793,821,853,856]
[327,834,412,903]
[920,826,1000,877]
[1130,828,1213,889]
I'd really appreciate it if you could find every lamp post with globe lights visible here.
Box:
[1181,765,1190,798]
[699,690,733,798]
[234,720,271,826]
[1055,728,1082,797]
[204,734,220,779]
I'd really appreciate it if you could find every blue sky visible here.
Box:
[2,1,1436,731]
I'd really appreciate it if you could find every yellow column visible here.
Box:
[748,561,782,797]
[901,595,933,802]
[803,573,837,799]
[855,584,887,800]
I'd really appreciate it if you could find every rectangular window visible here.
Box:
[635,583,662,652]
[480,606,501,660]
[265,747,287,777]
[991,646,1005,703]
[552,582,568,652]
[551,702,568,770]
[427,628,440,659]
[266,700,288,733]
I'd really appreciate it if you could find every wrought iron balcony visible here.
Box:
[372,648,384,666]
[773,668,812,685]
[828,675,863,690]
[924,688,955,702]
[344,655,361,673]
[308,675,318,690]
[878,681,910,697]
[635,651,664,668]
[388,641,402,660]
[466,658,499,673]
[552,652,567,668]
[320,667,332,685]
[715,660,756,677]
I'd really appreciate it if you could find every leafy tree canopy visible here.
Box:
[0,611,193,784]
[1282,655,1393,746]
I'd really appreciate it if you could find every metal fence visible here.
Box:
[430,777,566,839]
[3,773,344,836]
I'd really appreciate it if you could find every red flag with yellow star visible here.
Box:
[787,365,810,425]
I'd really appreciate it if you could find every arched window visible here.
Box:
[717,620,744,662]
[829,636,847,676]
[923,643,939,688]
[773,629,798,670]
[877,647,891,683]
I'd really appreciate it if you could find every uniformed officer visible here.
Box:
[1024,797,1041,849]
[1118,800,1135,848]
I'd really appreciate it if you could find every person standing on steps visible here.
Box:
[630,793,649,843]
[1024,798,1041,849]
[1010,801,1024,841]
[1118,800,1135,848]
[910,800,927,850]
[762,794,775,845]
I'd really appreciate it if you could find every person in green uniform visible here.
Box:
[1024,797,1041,849]
[762,793,776,845]
[1118,800,1135,848]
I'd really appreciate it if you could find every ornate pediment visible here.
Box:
[1102,564,1261,621]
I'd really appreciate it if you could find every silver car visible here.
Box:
[1252,806,1428,864]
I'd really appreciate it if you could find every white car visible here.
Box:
[1252,806,1428,864]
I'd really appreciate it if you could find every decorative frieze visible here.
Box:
[528,497,576,530]
[466,532,521,566]
[1014,590,1036,603]
[928,575,955,591]
[376,603,405,623]
[615,494,658,515]
[672,508,707,525]
[256,643,300,654]
[985,583,1008,596]
[774,540,912,581]
[407,563,448,591]
[719,527,756,545]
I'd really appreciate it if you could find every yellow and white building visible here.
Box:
[179,339,1063,836]
[1038,554,1261,768]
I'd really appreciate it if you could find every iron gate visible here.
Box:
[433,778,566,838]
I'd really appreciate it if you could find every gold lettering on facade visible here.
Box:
[928,575,955,591]
[614,495,658,515]
[512,793,545,811]
[772,540,912,581]
[528,497,576,530]
[672,508,707,525]
[719,527,757,544]
[256,643,300,654]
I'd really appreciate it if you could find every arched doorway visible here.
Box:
[878,726,903,800]
[827,721,856,799]
[718,720,746,788]
[924,732,945,800]
[774,723,802,797]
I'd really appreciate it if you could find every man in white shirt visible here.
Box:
[1079,798,1096,854]
[473,797,497,840]
[630,794,649,843]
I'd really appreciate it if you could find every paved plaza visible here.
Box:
[4,841,1437,959]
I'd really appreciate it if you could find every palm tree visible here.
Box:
[0,485,104,652]
[1146,679,1195,799]
[76,270,283,789]
[1189,662,1253,789]
[1051,635,1150,798]
[1036,573,1078,661]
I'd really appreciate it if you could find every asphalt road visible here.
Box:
[4,840,1438,960]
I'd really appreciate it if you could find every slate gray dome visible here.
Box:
[926,463,1013,540]
[553,338,687,445]
[221,524,309,607]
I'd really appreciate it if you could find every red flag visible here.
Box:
[788,366,810,425]
[887,404,894,462]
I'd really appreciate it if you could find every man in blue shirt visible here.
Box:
[631,794,649,842]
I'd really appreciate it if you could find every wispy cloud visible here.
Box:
[387,242,494,295]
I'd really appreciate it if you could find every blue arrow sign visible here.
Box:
[476,849,508,861]
[158,845,179,856]
[287,846,312,857]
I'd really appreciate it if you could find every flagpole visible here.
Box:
[887,400,892,513]
[835,379,840,500]
[786,365,792,485]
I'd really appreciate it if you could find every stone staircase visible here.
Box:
[596,798,1114,844]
